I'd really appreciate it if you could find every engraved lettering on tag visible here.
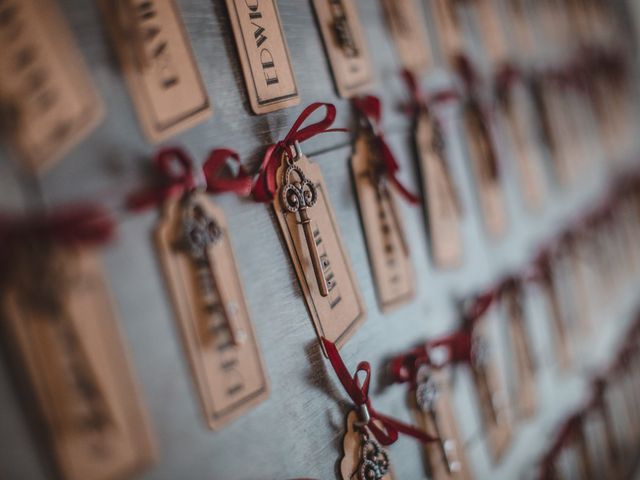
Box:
[225,0,299,114]
[0,0,103,172]
[156,193,269,430]
[100,0,211,142]
[274,154,365,353]
[351,135,414,312]
[312,0,373,97]
[381,0,431,73]
[1,246,156,480]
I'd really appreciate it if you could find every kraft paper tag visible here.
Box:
[350,134,415,313]
[415,110,463,268]
[1,245,156,480]
[430,0,464,64]
[502,283,537,419]
[225,0,299,114]
[0,0,103,172]
[155,192,269,430]
[470,324,511,461]
[100,0,212,143]
[380,0,431,74]
[274,154,365,353]
[312,0,374,98]
[410,367,472,480]
[340,410,395,480]
[463,101,507,238]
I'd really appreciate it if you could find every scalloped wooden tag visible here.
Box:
[155,192,269,430]
[380,0,431,74]
[462,101,507,238]
[410,367,472,480]
[274,154,365,354]
[416,110,463,268]
[312,0,373,98]
[350,134,415,313]
[340,410,395,480]
[0,244,156,480]
[224,0,299,114]
[99,0,211,142]
[0,0,103,172]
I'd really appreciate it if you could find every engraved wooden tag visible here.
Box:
[410,367,472,480]
[469,323,511,461]
[312,0,374,98]
[340,410,395,480]
[415,110,463,268]
[156,192,269,430]
[502,282,537,419]
[430,0,464,64]
[273,154,365,353]
[99,0,212,143]
[0,0,103,172]
[380,0,431,74]
[1,244,156,480]
[350,134,415,313]
[224,0,299,114]
[463,101,507,238]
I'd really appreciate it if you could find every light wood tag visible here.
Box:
[155,192,269,430]
[340,410,395,480]
[416,110,463,268]
[411,367,472,480]
[380,0,431,74]
[429,0,464,64]
[350,134,415,313]
[0,0,103,172]
[502,283,537,419]
[312,0,374,98]
[463,101,507,238]
[99,0,211,143]
[274,154,366,353]
[224,0,299,114]
[1,245,156,480]
[470,324,511,462]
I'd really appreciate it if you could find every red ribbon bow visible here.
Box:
[352,95,420,205]
[252,103,346,202]
[126,147,252,211]
[322,338,436,446]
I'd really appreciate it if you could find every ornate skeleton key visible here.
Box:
[178,195,246,345]
[330,0,359,58]
[280,148,329,297]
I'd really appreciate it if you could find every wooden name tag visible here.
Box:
[380,0,431,74]
[312,0,374,98]
[0,0,103,172]
[156,193,269,430]
[411,366,472,480]
[274,153,366,353]
[1,245,156,480]
[350,134,415,312]
[225,0,299,114]
[416,110,463,268]
[463,101,507,238]
[100,0,211,143]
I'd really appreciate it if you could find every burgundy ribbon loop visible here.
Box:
[252,103,346,202]
[352,95,420,205]
[127,146,252,211]
[322,338,436,446]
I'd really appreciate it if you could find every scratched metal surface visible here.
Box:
[0,0,639,479]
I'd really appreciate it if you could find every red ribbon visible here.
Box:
[322,338,436,446]
[252,103,346,202]
[352,95,420,205]
[0,204,116,250]
[402,69,460,114]
[126,147,252,211]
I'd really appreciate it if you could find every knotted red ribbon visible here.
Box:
[252,103,346,202]
[126,147,252,211]
[322,338,436,446]
[352,95,420,205]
